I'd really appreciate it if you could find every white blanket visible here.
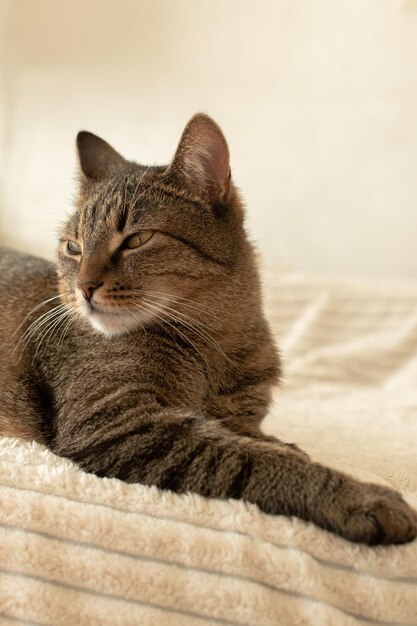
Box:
[0,270,416,626]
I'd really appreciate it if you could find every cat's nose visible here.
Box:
[78,282,102,301]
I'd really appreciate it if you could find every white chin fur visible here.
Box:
[77,299,156,338]
[88,312,143,337]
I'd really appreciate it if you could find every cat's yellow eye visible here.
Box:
[66,240,82,256]
[124,230,154,250]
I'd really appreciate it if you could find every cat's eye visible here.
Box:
[124,230,154,250]
[66,240,82,256]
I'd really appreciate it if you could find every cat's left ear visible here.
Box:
[168,114,231,204]
[77,131,127,182]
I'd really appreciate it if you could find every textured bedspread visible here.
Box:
[1,270,416,625]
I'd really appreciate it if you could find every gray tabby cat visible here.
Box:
[0,114,415,545]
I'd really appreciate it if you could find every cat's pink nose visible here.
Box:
[78,282,101,301]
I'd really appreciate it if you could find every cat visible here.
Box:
[0,113,415,545]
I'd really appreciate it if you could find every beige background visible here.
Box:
[0,0,417,277]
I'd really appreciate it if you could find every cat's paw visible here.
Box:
[330,481,417,545]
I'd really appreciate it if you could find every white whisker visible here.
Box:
[57,310,78,349]
[121,305,147,335]
[13,293,69,336]
[129,166,150,211]
[13,304,69,355]
[142,295,230,363]
[139,300,211,369]
[143,289,219,321]
[32,310,72,362]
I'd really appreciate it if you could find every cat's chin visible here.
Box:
[79,303,149,338]
[88,311,141,338]
[76,297,162,338]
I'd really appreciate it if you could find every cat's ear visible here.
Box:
[77,131,126,182]
[168,114,231,204]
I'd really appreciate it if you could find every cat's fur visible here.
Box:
[0,114,416,545]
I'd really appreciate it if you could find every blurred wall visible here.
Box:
[1,0,417,277]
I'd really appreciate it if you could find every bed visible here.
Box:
[0,268,416,625]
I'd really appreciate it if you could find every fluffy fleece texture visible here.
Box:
[0,269,417,626]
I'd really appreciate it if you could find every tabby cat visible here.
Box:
[0,114,415,545]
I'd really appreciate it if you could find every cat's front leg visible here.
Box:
[54,407,416,545]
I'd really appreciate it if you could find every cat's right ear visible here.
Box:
[77,131,126,182]
[167,114,231,204]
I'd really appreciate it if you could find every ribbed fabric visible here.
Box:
[1,269,416,625]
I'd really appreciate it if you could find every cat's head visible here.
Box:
[57,114,252,338]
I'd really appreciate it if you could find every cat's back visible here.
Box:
[0,247,58,349]
[0,248,59,441]
[0,247,52,286]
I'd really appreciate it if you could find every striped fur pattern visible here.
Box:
[0,114,416,545]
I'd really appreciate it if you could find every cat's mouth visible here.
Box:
[88,301,121,316]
